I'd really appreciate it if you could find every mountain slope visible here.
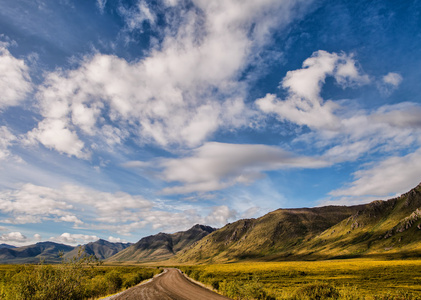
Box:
[107,224,215,262]
[175,205,363,263]
[301,183,421,259]
[63,239,132,260]
[0,242,74,264]
[175,183,421,263]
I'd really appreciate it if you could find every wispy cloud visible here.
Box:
[118,0,156,31]
[96,0,107,14]
[329,148,421,199]
[126,142,329,194]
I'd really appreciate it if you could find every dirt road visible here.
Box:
[112,268,231,300]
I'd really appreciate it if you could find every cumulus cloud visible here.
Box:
[204,205,237,226]
[383,72,402,87]
[31,0,312,156]
[0,183,152,225]
[108,236,127,243]
[0,45,32,109]
[52,233,99,245]
[0,232,27,243]
[0,182,236,236]
[256,50,369,130]
[257,51,421,164]
[60,215,83,224]
[126,142,329,194]
[27,119,88,159]
[377,72,403,95]
[114,204,236,234]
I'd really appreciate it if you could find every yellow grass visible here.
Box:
[179,259,421,299]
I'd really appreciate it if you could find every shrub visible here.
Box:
[219,277,268,300]
[292,282,340,300]
[105,269,123,293]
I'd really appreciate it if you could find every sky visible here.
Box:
[0,0,421,246]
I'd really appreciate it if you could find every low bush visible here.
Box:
[292,283,340,300]
[0,252,160,300]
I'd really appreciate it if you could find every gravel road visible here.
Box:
[112,268,231,300]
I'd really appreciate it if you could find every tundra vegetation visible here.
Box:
[0,251,160,300]
[180,259,421,300]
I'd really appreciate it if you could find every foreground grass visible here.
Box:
[0,255,161,300]
[179,259,421,300]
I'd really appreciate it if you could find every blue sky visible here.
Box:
[1,0,421,246]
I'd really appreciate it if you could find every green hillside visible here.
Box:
[301,183,421,259]
[175,183,421,263]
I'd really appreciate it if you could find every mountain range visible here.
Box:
[0,242,74,264]
[1,183,421,264]
[107,224,216,262]
[63,239,132,261]
[175,183,421,263]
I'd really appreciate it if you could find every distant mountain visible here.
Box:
[63,239,132,260]
[175,183,421,263]
[107,224,216,262]
[0,242,74,264]
[0,244,16,249]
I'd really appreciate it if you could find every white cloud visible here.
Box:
[0,183,237,236]
[256,50,369,130]
[27,119,88,159]
[32,0,312,156]
[257,51,421,164]
[0,45,32,108]
[383,72,402,87]
[90,203,238,235]
[52,233,99,245]
[371,103,421,129]
[329,148,421,199]
[60,215,83,224]
[0,232,27,243]
[129,142,328,194]
[204,205,237,226]
[377,72,403,95]
[33,233,42,241]
[0,183,152,226]
[108,236,127,243]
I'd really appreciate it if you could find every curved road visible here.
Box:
[113,268,231,300]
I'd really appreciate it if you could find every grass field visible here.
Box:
[179,259,421,299]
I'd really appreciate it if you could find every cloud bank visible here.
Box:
[28,0,312,157]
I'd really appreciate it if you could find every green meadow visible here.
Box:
[179,259,421,300]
